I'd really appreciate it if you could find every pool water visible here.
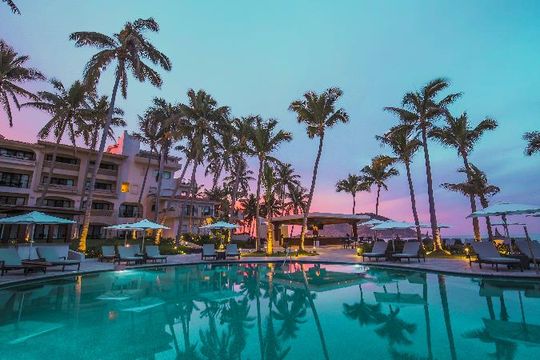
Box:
[1,263,539,360]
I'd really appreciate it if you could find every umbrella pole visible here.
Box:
[523,225,538,273]
[501,215,511,240]
[29,223,34,260]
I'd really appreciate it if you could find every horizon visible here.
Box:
[1,0,539,236]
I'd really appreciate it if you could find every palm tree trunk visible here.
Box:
[423,279,433,360]
[438,274,457,360]
[420,123,442,251]
[187,162,198,232]
[38,123,67,206]
[137,154,153,219]
[229,156,243,219]
[255,158,263,252]
[300,134,325,251]
[375,184,381,215]
[479,195,494,241]
[78,139,98,210]
[154,145,166,222]
[79,75,120,251]
[266,210,273,255]
[405,161,422,241]
[462,154,481,241]
[352,193,356,214]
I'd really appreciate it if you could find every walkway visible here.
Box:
[1,246,539,287]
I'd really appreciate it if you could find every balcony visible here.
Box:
[88,165,118,177]
[44,161,80,172]
[90,209,114,217]
[38,183,78,194]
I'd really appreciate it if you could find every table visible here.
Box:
[216,250,225,260]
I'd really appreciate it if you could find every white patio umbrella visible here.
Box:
[371,220,417,230]
[199,221,238,230]
[124,219,169,251]
[104,223,144,246]
[0,211,76,259]
[468,202,540,272]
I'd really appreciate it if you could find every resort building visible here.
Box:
[0,132,217,243]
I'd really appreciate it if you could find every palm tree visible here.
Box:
[0,40,45,126]
[23,79,89,205]
[275,163,301,214]
[284,185,309,238]
[430,112,497,240]
[78,95,125,209]
[239,194,258,235]
[223,159,254,201]
[523,131,540,156]
[336,173,369,214]
[2,0,19,14]
[204,186,230,219]
[375,307,417,346]
[240,265,264,359]
[441,164,500,241]
[438,274,457,360]
[376,124,422,240]
[70,18,172,250]
[385,78,461,252]
[220,297,254,359]
[343,283,386,326]
[262,164,280,255]
[361,155,399,215]
[178,89,230,233]
[247,117,292,252]
[272,289,307,340]
[289,87,349,251]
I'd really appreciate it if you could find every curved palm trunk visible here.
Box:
[300,134,325,251]
[266,210,274,255]
[301,264,330,360]
[254,158,263,252]
[462,154,481,241]
[375,184,381,215]
[79,75,120,251]
[405,161,422,241]
[38,123,68,206]
[438,274,457,360]
[479,195,494,241]
[420,123,442,251]
[78,135,98,210]
[187,162,199,233]
[154,145,166,222]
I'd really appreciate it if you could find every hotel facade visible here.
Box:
[0,131,217,243]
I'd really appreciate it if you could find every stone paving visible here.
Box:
[1,246,539,287]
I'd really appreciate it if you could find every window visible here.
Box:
[44,177,75,186]
[92,202,113,210]
[0,172,30,188]
[182,205,197,216]
[87,224,105,239]
[201,206,213,216]
[119,204,140,218]
[86,180,114,191]
[0,195,26,205]
[0,147,34,160]
[42,198,73,208]
[153,170,172,179]
[89,161,117,170]
[121,182,130,193]
[45,154,78,165]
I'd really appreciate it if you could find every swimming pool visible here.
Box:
[0,262,539,359]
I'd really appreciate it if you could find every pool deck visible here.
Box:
[1,246,539,287]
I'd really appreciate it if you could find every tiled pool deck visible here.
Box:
[1,246,539,286]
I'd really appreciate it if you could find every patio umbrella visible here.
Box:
[124,219,169,251]
[371,220,417,230]
[468,202,540,272]
[0,211,75,259]
[362,218,385,242]
[199,221,238,229]
[104,223,143,246]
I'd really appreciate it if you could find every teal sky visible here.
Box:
[1,0,539,236]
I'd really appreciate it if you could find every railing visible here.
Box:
[38,184,78,193]
[90,209,114,217]
[88,165,118,176]
[44,161,79,171]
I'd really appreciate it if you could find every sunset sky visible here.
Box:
[1,0,539,236]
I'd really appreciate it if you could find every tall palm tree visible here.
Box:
[523,131,540,156]
[289,87,349,251]
[361,155,399,215]
[442,164,500,241]
[262,164,280,255]
[23,79,89,205]
[223,159,254,201]
[385,78,461,251]
[178,89,230,233]
[2,0,19,14]
[376,124,422,240]
[70,17,172,251]
[275,163,301,214]
[0,40,45,126]
[336,173,369,214]
[239,194,258,236]
[430,112,497,240]
[247,117,292,252]
[78,95,125,209]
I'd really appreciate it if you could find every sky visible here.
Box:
[1,0,539,236]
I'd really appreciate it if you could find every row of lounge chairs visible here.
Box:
[468,240,540,272]
[201,244,240,260]
[0,247,81,276]
[362,241,426,263]
[100,245,167,265]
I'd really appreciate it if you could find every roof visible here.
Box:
[271,212,370,225]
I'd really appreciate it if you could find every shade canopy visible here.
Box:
[468,202,540,218]
[371,220,417,230]
[125,219,169,230]
[419,223,451,229]
[199,221,238,230]
[491,222,526,226]
[104,224,142,230]
[270,212,370,226]
[362,219,385,227]
[0,211,75,225]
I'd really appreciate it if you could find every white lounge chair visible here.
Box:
[117,246,144,265]
[469,241,522,272]
[36,247,81,271]
[145,245,167,263]
[362,241,388,262]
[0,248,47,276]
[100,246,117,262]
[392,241,425,263]
[202,244,216,260]
[225,244,240,259]
[515,240,540,268]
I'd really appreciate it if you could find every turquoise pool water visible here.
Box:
[1,263,539,359]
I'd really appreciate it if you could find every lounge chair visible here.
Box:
[225,244,240,259]
[392,241,425,263]
[469,241,523,272]
[0,248,47,276]
[117,246,144,265]
[515,240,540,267]
[100,246,117,262]
[145,245,167,263]
[202,244,216,260]
[362,241,388,262]
[35,247,81,271]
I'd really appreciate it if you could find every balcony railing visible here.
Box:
[90,209,114,217]
[88,165,118,176]
[44,161,79,171]
[38,184,78,193]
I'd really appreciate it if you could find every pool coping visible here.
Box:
[1,257,540,289]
